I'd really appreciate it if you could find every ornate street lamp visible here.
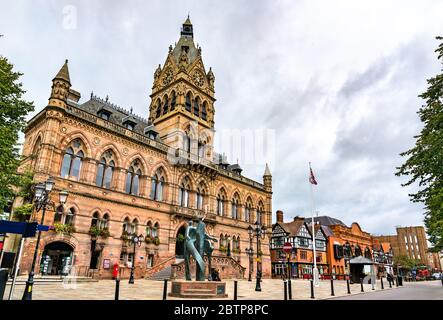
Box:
[128,233,144,284]
[247,225,254,282]
[227,235,231,257]
[250,221,266,292]
[23,177,69,300]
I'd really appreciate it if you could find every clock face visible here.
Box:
[192,70,205,87]
[162,69,174,85]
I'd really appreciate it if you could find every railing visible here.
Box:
[145,255,177,278]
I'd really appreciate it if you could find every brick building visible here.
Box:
[9,17,273,280]
[374,226,431,268]
[270,211,328,279]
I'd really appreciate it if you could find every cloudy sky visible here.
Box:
[1,0,443,236]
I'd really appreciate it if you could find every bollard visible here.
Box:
[330,279,335,296]
[360,278,364,292]
[395,276,398,287]
[283,280,288,300]
[234,280,238,301]
[399,276,403,286]
[381,277,384,290]
[114,278,120,300]
[389,278,392,288]
[310,279,315,299]
[346,279,351,294]
[163,279,168,300]
[288,279,292,300]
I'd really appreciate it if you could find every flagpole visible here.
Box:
[309,162,319,286]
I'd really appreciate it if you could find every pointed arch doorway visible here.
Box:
[175,225,186,258]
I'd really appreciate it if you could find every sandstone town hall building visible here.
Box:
[15,17,273,279]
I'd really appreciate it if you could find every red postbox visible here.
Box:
[112,263,119,279]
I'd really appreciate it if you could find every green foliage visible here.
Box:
[219,245,227,253]
[0,56,35,210]
[177,234,185,243]
[393,255,421,270]
[154,236,160,246]
[89,226,110,238]
[13,203,33,216]
[53,223,75,235]
[396,36,443,251]
[232,248,241,254]
[121,230,130,241]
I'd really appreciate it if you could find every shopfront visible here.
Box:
[40,241,74,276]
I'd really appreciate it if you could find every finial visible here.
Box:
[130,107,133,114]
[105,95,109,102]
[90,91,93,99]
[65,59,68,64]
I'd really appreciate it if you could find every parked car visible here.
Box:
[432,273,441,280]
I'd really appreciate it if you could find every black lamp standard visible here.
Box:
[128,233,144,284]
[250,221,266,292]
[22,177,69,300]
[247,226,254,282]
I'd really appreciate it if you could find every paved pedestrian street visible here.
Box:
[3,278,404,300]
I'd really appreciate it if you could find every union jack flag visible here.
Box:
[309,166,318,185]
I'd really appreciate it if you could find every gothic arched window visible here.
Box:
[162,95,169,115]
[231,193,240,219]
[217,188,227,216]
[101,213,109,230]
[193,96,200,117]
[178,177,191,208]
[91,212,100,227]
[150,168,166,201]
[202,102,207,121]
[170,91,176,111]
[125,160,142,195]
[123,217,130,234]
[245,197,253,223]
[95,150,115,189]
[196,184,206,210]
[153,222,159,238]
[31,136,42,169]
[65,207,75,225]
[130,219,138,234]
[185,92,192,112]
[146,221,152,237]
[155,99,161,118]
[60,139,84,180]
[257,201,264,225]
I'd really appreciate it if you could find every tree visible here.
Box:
[396,37,443,251]
[393,255,420,270]
[0,56,35,211]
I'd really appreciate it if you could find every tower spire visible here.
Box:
[181,14,193,37]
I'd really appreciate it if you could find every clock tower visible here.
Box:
[149,16,216,161]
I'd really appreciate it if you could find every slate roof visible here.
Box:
[75,94,160,140]
[349,256,374,265]
[305,216,347,227]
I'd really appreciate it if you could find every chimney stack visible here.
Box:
[276,210,284,223]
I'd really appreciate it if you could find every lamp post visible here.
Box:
[128,233,144,284]
[22,177,69,300]
[250,221,266,292]
[247,226,254,282]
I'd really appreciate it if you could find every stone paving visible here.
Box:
[3,278,400,300]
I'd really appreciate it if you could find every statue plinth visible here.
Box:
[168,280,228,299]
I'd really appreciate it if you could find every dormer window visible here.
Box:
[126,122,135,131]
[98,110,112,121]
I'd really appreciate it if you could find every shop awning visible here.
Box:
[349,256,374,265]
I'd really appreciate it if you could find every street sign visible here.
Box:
[283,242,292,253]
[0,221,50,237]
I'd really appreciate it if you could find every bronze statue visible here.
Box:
[184,216,217,281]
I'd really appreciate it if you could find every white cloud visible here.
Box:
[1,0,442,236]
